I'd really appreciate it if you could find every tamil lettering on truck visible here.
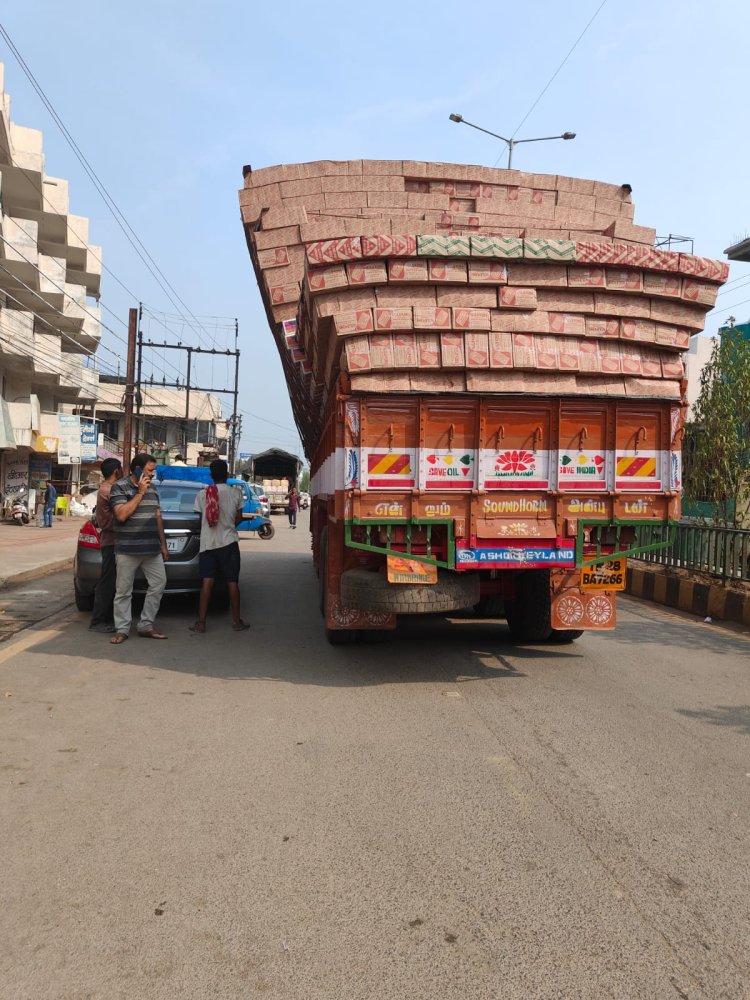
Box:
[239,158,727,643]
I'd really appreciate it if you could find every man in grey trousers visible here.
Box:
[109,453,169,644]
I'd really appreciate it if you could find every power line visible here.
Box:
[491,0,609,167]
[0,23,219,351]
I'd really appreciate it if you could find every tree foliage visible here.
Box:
[684,325,750,526]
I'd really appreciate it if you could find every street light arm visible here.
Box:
[449,115,510,144]
[513,133,576,145]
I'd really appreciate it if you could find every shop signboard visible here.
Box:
[57,414,81,465]
[29,456,52,491]
[3,457,28,497]
[80,422,98,462]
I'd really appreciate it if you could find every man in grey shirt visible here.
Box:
[109,453,169,644]
[189,459,249,633]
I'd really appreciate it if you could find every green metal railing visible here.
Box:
[345,519,455,569]
[576,520,678,568]
[635,523,750,581]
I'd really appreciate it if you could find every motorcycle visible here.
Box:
[6,490,30,525]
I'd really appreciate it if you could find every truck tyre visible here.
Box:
[340,568,479,615]
[550,628,584,643]
[474,595,504,617]
[504,570,553,642]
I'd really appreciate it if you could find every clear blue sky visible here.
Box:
[3,1,749,459]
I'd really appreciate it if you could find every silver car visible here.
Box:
[73,480,208,611]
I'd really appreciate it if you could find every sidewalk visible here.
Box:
[0,516,84,589]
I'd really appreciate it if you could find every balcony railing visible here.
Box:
[635,523,750,582]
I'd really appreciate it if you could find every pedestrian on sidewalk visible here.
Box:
[42,480,57,528]
[88,457,123,633]
[109,453,169,645]
[189,459,249,634]
[286,485,299,529]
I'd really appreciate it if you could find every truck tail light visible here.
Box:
[78,521,101,549]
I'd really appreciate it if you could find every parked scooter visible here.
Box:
[6,489,30,525]
[242,510,275,540]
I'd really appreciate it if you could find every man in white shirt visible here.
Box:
[190,459,250,633]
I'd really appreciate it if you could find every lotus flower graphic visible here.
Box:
[496,450,534,474]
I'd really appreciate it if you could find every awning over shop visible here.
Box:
[31,432,59,454]
[0,398,17,449]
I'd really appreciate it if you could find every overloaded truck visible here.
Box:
[247,448,302,514]
[239,159,727,642]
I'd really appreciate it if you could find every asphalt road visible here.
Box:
[1,511,749,1000]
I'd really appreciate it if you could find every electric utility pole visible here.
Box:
[122,306,138,472]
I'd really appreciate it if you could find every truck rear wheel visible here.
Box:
[504,570,553,642]
[340,568,479,615]
[550,628,584,643]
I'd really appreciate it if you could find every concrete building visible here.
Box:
[0,64,102,511]
[93,379,228,467]
[684,334,718,419]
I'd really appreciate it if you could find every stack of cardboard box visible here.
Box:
[239,160,727,452]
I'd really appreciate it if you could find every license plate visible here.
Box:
[165,536,188,553]
[580,558,627,591]
[387,556,438,585]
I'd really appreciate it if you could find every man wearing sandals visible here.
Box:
[189,459,250,634]
[109,453,169,644]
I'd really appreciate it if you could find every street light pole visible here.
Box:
[448,113,576,168]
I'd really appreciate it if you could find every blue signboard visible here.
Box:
[80,422,98,462]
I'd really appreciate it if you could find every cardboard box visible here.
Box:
[417,332,441,368]
[347,261,388,286]
[489,332,514,368]
[437,287,498,308]
[450,198,476,213]
[404,179,431,193]
[549,312,586,336]
[413,306,452,329]
[408,192,452,211]
[640,350,662,377]
[365,191,408,209]
[453,307,491,330]
[491,310,551,334]
[578,340,602,373]
[585,317,620,339]
[643,273,682,298]
[677,254,729,283]
[559,339,581,371]
[377,285,436,306]
[369,333,395,368]
[268,281,300,305]
[440,331,465,367]
[506,262,568,287]
[523,238,577,261]
[254,225,300,251]
[649,299,707,330]
[465,333,490,368]
[345,335,372,372]
[393,332,419,367]
[681,279,719,306]
[620,343,643,375]
[536,335,560,370]
[511,333,537,369]
[334,308,374,335]
[499,286,537,309]
[429,180,456,195]
[536,289,594,312]
[257,246,292,269]
[361,234,418,257]
[600,344,622,374]
[417,234,471,256]
[594,292,651,318]
[605,267,643,292]
[307,266,349,293]
[568,265,605,287]
[470,235,523,258]
[455,181,482,198]
[374,307,414,330]
[621,319,656,342]
[661,355,685,378]
[388,258,429,282]
[306,237,363,266]
[428,259,469,283]
[468,260,508,284]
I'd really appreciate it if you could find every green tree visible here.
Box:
[684,322,750,526]
[299,467,310,492]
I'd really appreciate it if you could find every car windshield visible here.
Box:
[155,483,202,513]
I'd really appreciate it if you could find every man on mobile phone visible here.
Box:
[108,453,169,644]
